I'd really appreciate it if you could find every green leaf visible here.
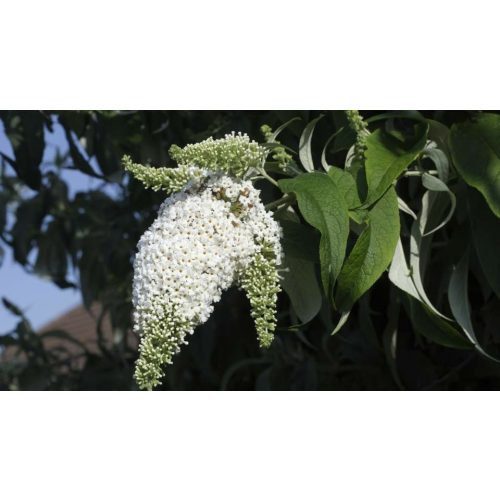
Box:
[448,251,500,361]
[449,112,500,217]
[467,188,500,298]
[278,219,319,262]
[279,218,322,323]
[335,186,400,311]
[279,172,349,294]
[408,298,470,349]
[423,141,449,182]
[299,115,323,172]
[327,167,361,210]
[397,196,417,220]
[388,238,420,301]
[364,125,428,206]
[420,173,456,236]
[409,191,453,321]
[281,255,322,324]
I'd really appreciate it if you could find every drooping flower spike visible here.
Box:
[125,133,282,390]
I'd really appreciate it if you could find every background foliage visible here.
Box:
[1,110,500,390]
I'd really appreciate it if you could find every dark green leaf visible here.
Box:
[2,297,24,317]
[364,125,428,206]
[34,220,68,281]
[11,193,47,264]
[408,298,470,349]
[275,216,322,322]
[450,112,500,217]
[0,111,45,190]
[468,188,500,298]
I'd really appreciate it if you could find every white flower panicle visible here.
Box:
[132,174,282,390]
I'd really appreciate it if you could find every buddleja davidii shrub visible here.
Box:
[272,111,500,374]
[125,112,500,390]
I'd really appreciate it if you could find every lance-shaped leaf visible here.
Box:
[448,251,500,361]
[335,186,400,312]
[409,191,452,321]
[449,112,500,217]
[279,172,349,294]
[363,124,428,206]
[299,115,323,172]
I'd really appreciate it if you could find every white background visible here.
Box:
[1,1,499,499]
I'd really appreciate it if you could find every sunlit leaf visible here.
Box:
[335,186,400,312]
[279,172,349,294]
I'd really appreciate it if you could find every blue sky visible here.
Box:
[0,117,111,332]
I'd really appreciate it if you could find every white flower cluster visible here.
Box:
[132,174,282,390]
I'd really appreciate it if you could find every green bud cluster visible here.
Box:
[240,251,281,348]
[123,155,205,193]
[169,132,266,178]
[345,110,369,162]
[134,306,191,390]
[260,124,294,170]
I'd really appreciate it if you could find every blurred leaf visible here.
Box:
[0,192,7,234]
[364,124,428,206]
[34,220,68,281]
[450,112,500,217]
[11,192,47,264]
[61,124,101,178]
[0,111,45,190]
[335,187,400,312]
[0,334,17,347]
[40,330,87,351]
[279,172,349,294]
[2,297,24,317]
[299,115,323,172]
